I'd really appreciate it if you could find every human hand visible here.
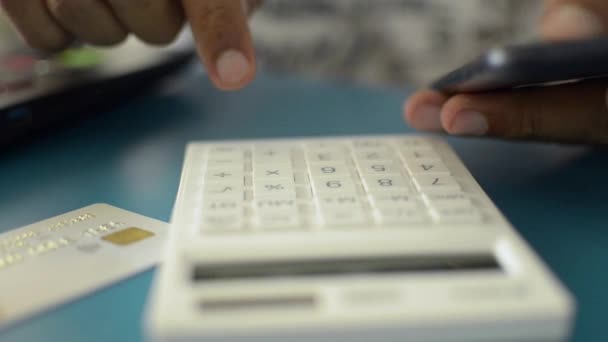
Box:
[1,0,261,90]
[405,0,608,144]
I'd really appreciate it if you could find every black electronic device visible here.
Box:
[432,38,608,94]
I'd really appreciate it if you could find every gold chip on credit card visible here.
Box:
[102,227,154,246]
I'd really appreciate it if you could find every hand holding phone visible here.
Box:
[405,0,608,145]
[404,38,608,145]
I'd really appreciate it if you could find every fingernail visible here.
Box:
[542,5,604,39]
[450,111,488,136]
[216,49,250,87]
[410,105,443,131]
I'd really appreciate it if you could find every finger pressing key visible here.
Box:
[181,0,256,90]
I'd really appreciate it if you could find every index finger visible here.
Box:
[181,0,256,90]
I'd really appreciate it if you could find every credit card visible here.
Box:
[0,203,167,329]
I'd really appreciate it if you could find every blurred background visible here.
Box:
[0,0,543,88]
[250,0,543,87]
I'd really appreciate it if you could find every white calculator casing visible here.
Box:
[146,136,574,342]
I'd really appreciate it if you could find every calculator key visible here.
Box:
[206,158,245,169]
[254,212,301,230]
[422,192,473,208]
[202,199,242,212]
[430,207,483,224]
[206,151,245,164]
[363,175,410,192]
[406,161,450,175]
[254,198,297,210]
[254,147,292,165]
[316,194,363,208]
[254,198,299,223]
[308,163,350,178]
[357,162,400,175]
[254,180,296,198]
[400,149,441,161]
[312,177,357,194]
[205,169,244,184]
[203,183,244,198]
[306,149,348,164]
[413,175,461,193]
[374,207,426,225]
[369,192,419,208]
[321,209,367,227]
[353,150,396,162]
[254,164,294,180]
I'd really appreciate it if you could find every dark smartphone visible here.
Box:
[431,38,608,94]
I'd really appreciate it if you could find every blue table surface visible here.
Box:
[0,67,606,342]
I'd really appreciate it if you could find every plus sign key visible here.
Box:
[204,168,244,185]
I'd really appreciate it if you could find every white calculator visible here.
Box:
[147,136,574,342]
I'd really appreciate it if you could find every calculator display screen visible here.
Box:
[192,254,500,282]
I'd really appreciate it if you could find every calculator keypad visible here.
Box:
[189,138,491,234]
